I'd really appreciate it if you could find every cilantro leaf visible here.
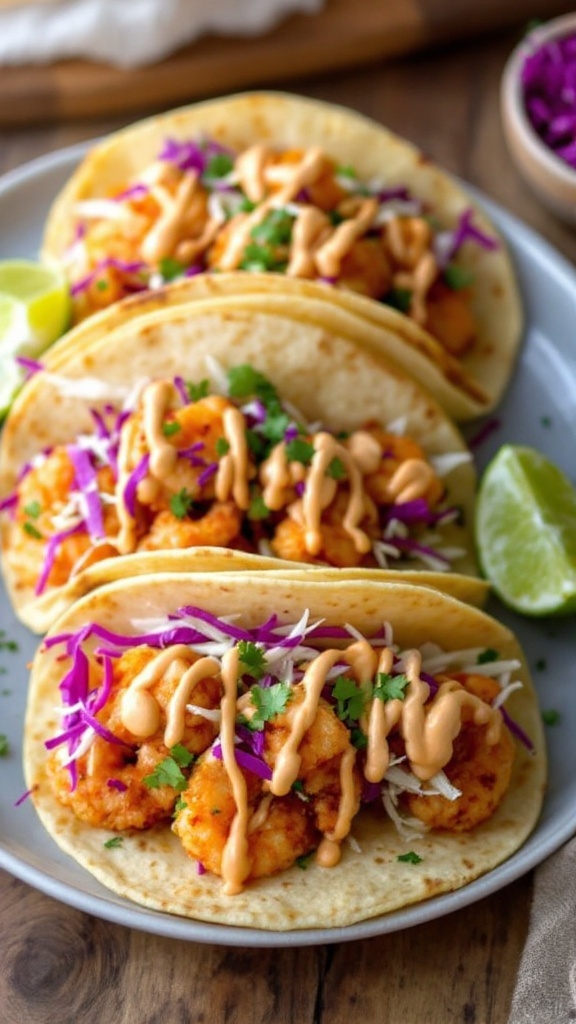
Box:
[247,682,292,731]
[23,521,42,539]
[0,734,9,756]
[286,438,315,465]
[204,153,234,180]
[169,743,195,768]
[186,379,210,402]
[373,672,410,702]
[542,709,561,726]
[240,242,286,273]
[477,648,499,664]
[332,675,365,723]
[259,408,291,445]
[215,437,230,457]
[159,257,185,282]
[247,492,270,521]
[443,263,474,290]
[327,456,346,480]
[227,365,278,403]
[397,851,422,864]
[296,853,314,870]
[169,488,196,520]
[383,287,412,314]
[162,420,181,437]
[237,640,267,680]
[23,501,41,519]
[250,209,294,247]
[143,749,194,791]
[103,836,124,849]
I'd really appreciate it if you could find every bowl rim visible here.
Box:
[501,12,576,188]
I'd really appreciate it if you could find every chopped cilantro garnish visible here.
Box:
[383,287,412,314]
[259,409,291,446]
[23,521,42,539]
[210,807,222,815]
[162,420,181,437]
[23,501,41,519]
[536,658,547,671]
[296,853,314,870]
[443,263,474,290]
[286,438,315,465]
[332,676,365,723]
[237,640,267,680]
[173,796,187,815]
[247,492,270,521]
[96,279,109,291]
[477,648,499,664]
[245,429,268,460]
[143,748,194,791]
[373,672,410,702]
[328,209,345,226]
[250,209,294,247]
[0,638,18,653]
[103,836,124,849]
[351,727,368,750]
[336,163,357,179]
[542,709,561,726]
[0,734,9,756]
[159,257,185,281]
[247,682,292,731]
[169,488,196,520]
[204,153,234,180]
[215,437,230,457]
[327,456,346,480]
[240,242,287,273]
[397,851,422,865]
[238,197,257,213]
[186,379,210,402]
[227,365,278,402]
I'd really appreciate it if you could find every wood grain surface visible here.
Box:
[1,27,574,1024]
[0,0,575,125]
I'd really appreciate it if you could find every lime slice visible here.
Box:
[0,259,71,419]
[475,444,576,616]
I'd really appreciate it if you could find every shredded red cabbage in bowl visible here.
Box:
[521,28,576,171]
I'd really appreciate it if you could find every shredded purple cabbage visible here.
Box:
[522,31,576,169]
[67,445,105,541]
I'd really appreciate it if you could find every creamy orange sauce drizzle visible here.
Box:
[302,433,371,556]
[115,415,144,555]
[219,647,251,895]
[214,407,251,510]
[385,457,439,504]
[141,172,198,264]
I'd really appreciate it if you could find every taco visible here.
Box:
[0,298,478,632]
[24,571,545,930]
[41,91,522,420]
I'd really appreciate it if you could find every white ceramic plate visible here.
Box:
[0,145,574,948]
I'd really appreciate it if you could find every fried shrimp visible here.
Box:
[399,674,515,832]
[174,690,360,881]
[359,427,444,508]
[138,501,243,551]
[47,646,223,832]
[270,511,366,567]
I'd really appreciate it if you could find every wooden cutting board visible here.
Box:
[1,0,574,125]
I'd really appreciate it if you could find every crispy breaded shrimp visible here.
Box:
[337,238,392,298]
[47,646,222,831]
[270,507,366,567]
[174,691,360,880]
[138,501,243,551]
[424,280,477,356]
[399,674,515,832]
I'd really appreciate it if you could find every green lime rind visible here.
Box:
[475,444,576,616]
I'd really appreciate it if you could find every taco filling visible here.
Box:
[64,137,496,357]
[40,605,525,896]
[1,364,470,597]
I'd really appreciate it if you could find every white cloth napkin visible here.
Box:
[509,837,576,1024]
[0,0,324,68]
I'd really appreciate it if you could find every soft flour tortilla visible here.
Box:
[41,91,523,420]
[24,572,546,931]
[0,298,478,632]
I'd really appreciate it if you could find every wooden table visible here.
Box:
[0,26,573,1024]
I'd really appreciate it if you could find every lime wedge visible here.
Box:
[0,259,71,419]
[475,444,576,616]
